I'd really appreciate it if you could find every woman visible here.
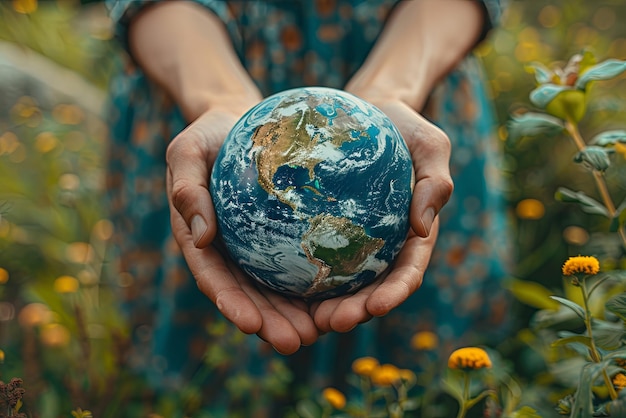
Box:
[105,0,510,410]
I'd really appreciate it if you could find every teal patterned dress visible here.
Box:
[105,0,510,409]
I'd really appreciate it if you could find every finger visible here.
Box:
[237,280,306,355]
[166,112,236,248]
[259,289,320,347]
[313,285,375,334]
[366,218,439,317]
[168,194,264,335]
[385,102,454,237]
[166,132,217,248]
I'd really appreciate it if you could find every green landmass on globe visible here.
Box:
[210,87,414,299]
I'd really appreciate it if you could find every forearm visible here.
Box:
[346,0,485,110]
[128,1,261,121]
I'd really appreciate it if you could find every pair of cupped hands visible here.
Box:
[165,90,453,355]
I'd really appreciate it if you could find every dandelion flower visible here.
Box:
[351,356,379,377]
[322,387,346,409]
[410,330,438,350]
[370,363,402,386]
[562,255,600,276]
[448,347,492,370]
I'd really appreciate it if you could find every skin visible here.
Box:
[128,0,485,354]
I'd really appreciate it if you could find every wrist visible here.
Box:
[178,89,262,122]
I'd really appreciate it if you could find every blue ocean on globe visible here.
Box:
[210,87,414,299]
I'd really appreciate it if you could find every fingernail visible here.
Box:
[421,207,435,236]
[191,215,207,247]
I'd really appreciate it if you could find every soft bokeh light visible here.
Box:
[515,199,545,220]
[65,242,94,263]
[563,225,590,246]
[0,267,9,284]
[18,303,52,328]
[53,275,80,294]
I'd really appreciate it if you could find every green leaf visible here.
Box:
[606,294,626,321]
[573,146,612,172]
[530,307,584,330]
[570,362,603,418]
[554,187,610,217]
[504,278,561,310]
[597,398,626,418]
[605,347,626,361]
[441,369,466,405]
[545,89,587,122]
[551,334,592,350]
[529,84,571,109]
[525,62,554,84]
[591,319,625,350]
[506,112,564,145]
[576,59,626,89]
[295,399,321,418]
[511,405,542,418]
[578,49,597,74]
[590,130,626,146]
[550,296,586,319]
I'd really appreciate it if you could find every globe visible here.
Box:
[210,87,414,299]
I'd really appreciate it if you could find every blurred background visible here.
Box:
[1,0,626,416]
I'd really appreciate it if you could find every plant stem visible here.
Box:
[581,278,619,400]
[564,120,626,248]
[456,373,470,418]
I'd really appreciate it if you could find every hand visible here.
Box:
[310,99,453,333]
[166,109,319,354]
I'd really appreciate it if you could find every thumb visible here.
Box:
[166,126,218,248]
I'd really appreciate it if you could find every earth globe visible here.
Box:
[209,87,414,299]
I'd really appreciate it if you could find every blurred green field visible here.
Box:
[1,0,626,417]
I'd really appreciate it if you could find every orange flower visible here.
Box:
[370,363,402,386]
[448,347,492,370]
[613,373,626,391]
[351,356,379,377]
[410,331,438,351]
[562,255,600,276]
[322,387,346,409]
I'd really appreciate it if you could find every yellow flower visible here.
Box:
[0,349,4,363]
[0,267,8,284]
[13,0,37,14]
[399,369,417,384]
[410,331,438,350]
[322,387,346,409]
[448,347,492,370]
[613,373,626,391]
[53,275,79,294]
[370,363,402,386]
[351,356,379,377]
[562,255,600,276]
